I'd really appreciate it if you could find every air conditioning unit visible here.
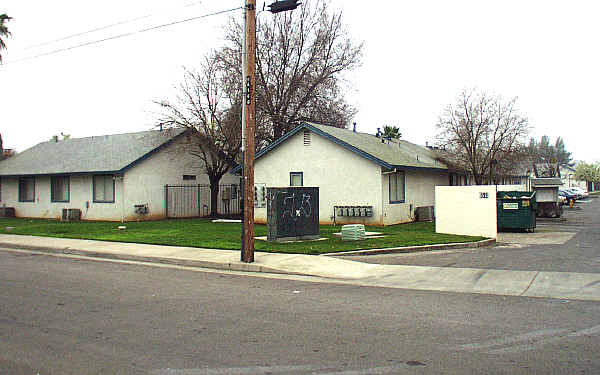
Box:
[62,208,81,221]
[415,206,434,222]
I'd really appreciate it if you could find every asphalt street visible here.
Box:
[1,249,600,375]
[1,196,599,374]
[339,197,600,273]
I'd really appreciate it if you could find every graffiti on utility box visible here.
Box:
[267,187,319,242]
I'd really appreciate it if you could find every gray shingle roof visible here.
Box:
[0,128,187,177]
[306,123,447,170]
[236,122,447,174]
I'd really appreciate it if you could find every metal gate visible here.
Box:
[165,184,241,218]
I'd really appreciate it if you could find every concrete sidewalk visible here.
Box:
[1,234,599,302]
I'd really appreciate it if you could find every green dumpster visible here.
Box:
[497,191,537,232]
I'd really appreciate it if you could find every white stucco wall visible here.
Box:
[122,139,238,220]
[0,138,238,221]
[0,175,124,220]
[435,185,497,238]
[381,169,448,225]
[253,130,383,225]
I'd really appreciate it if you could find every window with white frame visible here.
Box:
[51,176,70,202]
[389,171,405,203]
[93,175,115,203]
[19,177,35,202]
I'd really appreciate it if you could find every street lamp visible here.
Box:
[268,0,302,13]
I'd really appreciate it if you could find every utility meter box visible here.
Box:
[267,187,319,242]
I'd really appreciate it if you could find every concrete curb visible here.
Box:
[0,241,309,276]
[3,238,600,301]
[321,239,497,257]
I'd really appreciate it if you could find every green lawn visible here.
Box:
[0,218,486,255]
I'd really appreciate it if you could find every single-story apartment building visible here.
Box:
[0,128,238,221]
[240,122,451,225]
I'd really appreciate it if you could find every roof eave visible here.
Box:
[117,128,190,174]
[0,170,123,178]
[387,165,448,173]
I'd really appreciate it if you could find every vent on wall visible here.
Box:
[62,208,81,221]
[415,206,434,222]
[303,130,311,146]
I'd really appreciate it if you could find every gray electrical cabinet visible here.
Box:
[267,187,319,242]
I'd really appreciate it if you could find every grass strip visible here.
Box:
[0,218,485,255]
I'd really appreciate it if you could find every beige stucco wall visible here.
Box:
[0,138,238,221]
[381,169,448,225]
[435,185,497,238]
[253,131,383,225]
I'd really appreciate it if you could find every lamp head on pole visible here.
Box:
[268,0,302,13]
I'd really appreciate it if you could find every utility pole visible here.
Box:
[241,0,256,263]
[240,0,301,263]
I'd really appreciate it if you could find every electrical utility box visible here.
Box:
[267,187,319,242]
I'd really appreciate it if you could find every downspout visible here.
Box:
[381,174,384,226]
[121,174,125,223]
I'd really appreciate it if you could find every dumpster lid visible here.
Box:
[497,191,536,200]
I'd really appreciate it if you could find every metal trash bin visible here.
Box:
[497,191,537,232]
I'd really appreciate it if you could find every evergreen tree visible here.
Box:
[0,14,12,63]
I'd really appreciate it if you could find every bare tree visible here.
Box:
[436,88,530,185]
[157,53,242,217]
[219,0,363,144]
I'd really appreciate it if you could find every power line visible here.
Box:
[24,1,204,50]
[2,6,241,66]
[24,15,151,50]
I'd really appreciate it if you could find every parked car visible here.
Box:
[559,189,577,204]
[564,188,584,200]
[570,187,589,199]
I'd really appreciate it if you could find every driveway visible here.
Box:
[338,196,600,274]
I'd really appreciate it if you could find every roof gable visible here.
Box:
[0,128,187,177]
[235,122,447,173]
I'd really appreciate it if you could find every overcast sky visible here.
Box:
[1,0,599,163]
